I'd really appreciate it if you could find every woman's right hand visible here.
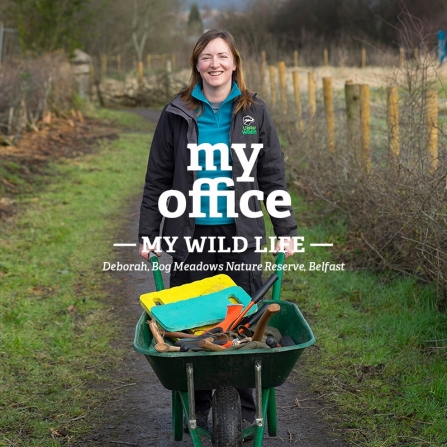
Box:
[139,243,162,261]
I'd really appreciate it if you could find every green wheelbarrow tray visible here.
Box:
[133,299,315,391]
[133,253,316,446]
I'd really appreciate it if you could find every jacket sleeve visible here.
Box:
[256,100,298,237]
[138,106,175,243]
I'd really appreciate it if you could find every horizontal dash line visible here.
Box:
[113,243,137,247]
[309,243,333,247]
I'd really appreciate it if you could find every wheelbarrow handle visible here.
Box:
[251,273,279,305]
[272,251,285,301]
[149,253,165,291]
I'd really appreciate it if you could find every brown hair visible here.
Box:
[180,29,254,114]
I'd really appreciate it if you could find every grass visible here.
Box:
[264,192,447,446]
[0,109,154,446]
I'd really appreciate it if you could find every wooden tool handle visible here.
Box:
[252,304,280,342]
[148,319,164,344]
[164,331,196,339]
[154,342,180,353]
[197,339,226,352]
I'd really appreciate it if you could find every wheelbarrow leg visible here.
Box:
[251,389,271,446]
[186,364,197,431]
[255,361,263,427]
[266,387,277,437]
[178,363,212,446]
[172,390,183,441]
[180,391,205,447]
[242,361,267,446]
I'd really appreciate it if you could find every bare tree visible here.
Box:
[78,0,182,64]
[132,0,149,62]
[131,0,181,62]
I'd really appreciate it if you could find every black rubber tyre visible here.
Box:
[212,386,242,447]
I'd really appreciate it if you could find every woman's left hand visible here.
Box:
[273,237,295,259]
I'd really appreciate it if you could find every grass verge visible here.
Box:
[0,109,154,446]
[267,193,447,447]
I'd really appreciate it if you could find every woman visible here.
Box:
[138,29,298,433]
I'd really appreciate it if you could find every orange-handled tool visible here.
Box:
[229,274,278,331]
[204,303,243,333]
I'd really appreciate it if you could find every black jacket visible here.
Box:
[138,93,298,261]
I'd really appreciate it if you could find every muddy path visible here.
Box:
[78,110,349,447]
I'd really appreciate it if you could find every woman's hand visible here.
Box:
[139,243,162,261]
[273,237,295,259]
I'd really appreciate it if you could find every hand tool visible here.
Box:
[174,337,215,349]
[197,339,226,352]
[229,274,278,331]
[237,303,269,332]
[147,319,164,344]
[171,329,229,345]
[154,342,181,353]
[252,304,280,342]
[204,303,243,333]
[164,330,196,339]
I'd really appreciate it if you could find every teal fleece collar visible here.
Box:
[191,81,241,106]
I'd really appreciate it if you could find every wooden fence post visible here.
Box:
[137,60,144,89]
[260,50,267,98]
[361,48,366,68]
[345,80,360,155]
[261,50,267,63]
[323,77,335,152]
[171,53,176,70]
[89,65,95,100]
[293,50,298,67]
[308,72,316,138]
[100,54,107,77]
[359,84,371,174]
[261,50,266,65]
[387,86,400,164]
[323,48,329,66]
[161,54,166,70]
[260,60,267,99]
[269,65,276,106]
[399,47,405,68]
[117,54,122,77]
[426,90,438,174]
[278,61,287,111]
[293,71,303,132]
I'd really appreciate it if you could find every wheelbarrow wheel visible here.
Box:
[212,386,242,447]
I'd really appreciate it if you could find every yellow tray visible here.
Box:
[139,274,236,313]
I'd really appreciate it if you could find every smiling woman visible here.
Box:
[138,28,298,431]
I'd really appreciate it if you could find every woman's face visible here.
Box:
[196,37,236,93]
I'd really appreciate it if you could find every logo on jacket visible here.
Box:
[242,115,257,134]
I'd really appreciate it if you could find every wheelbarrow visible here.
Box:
[133,253,316,446]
